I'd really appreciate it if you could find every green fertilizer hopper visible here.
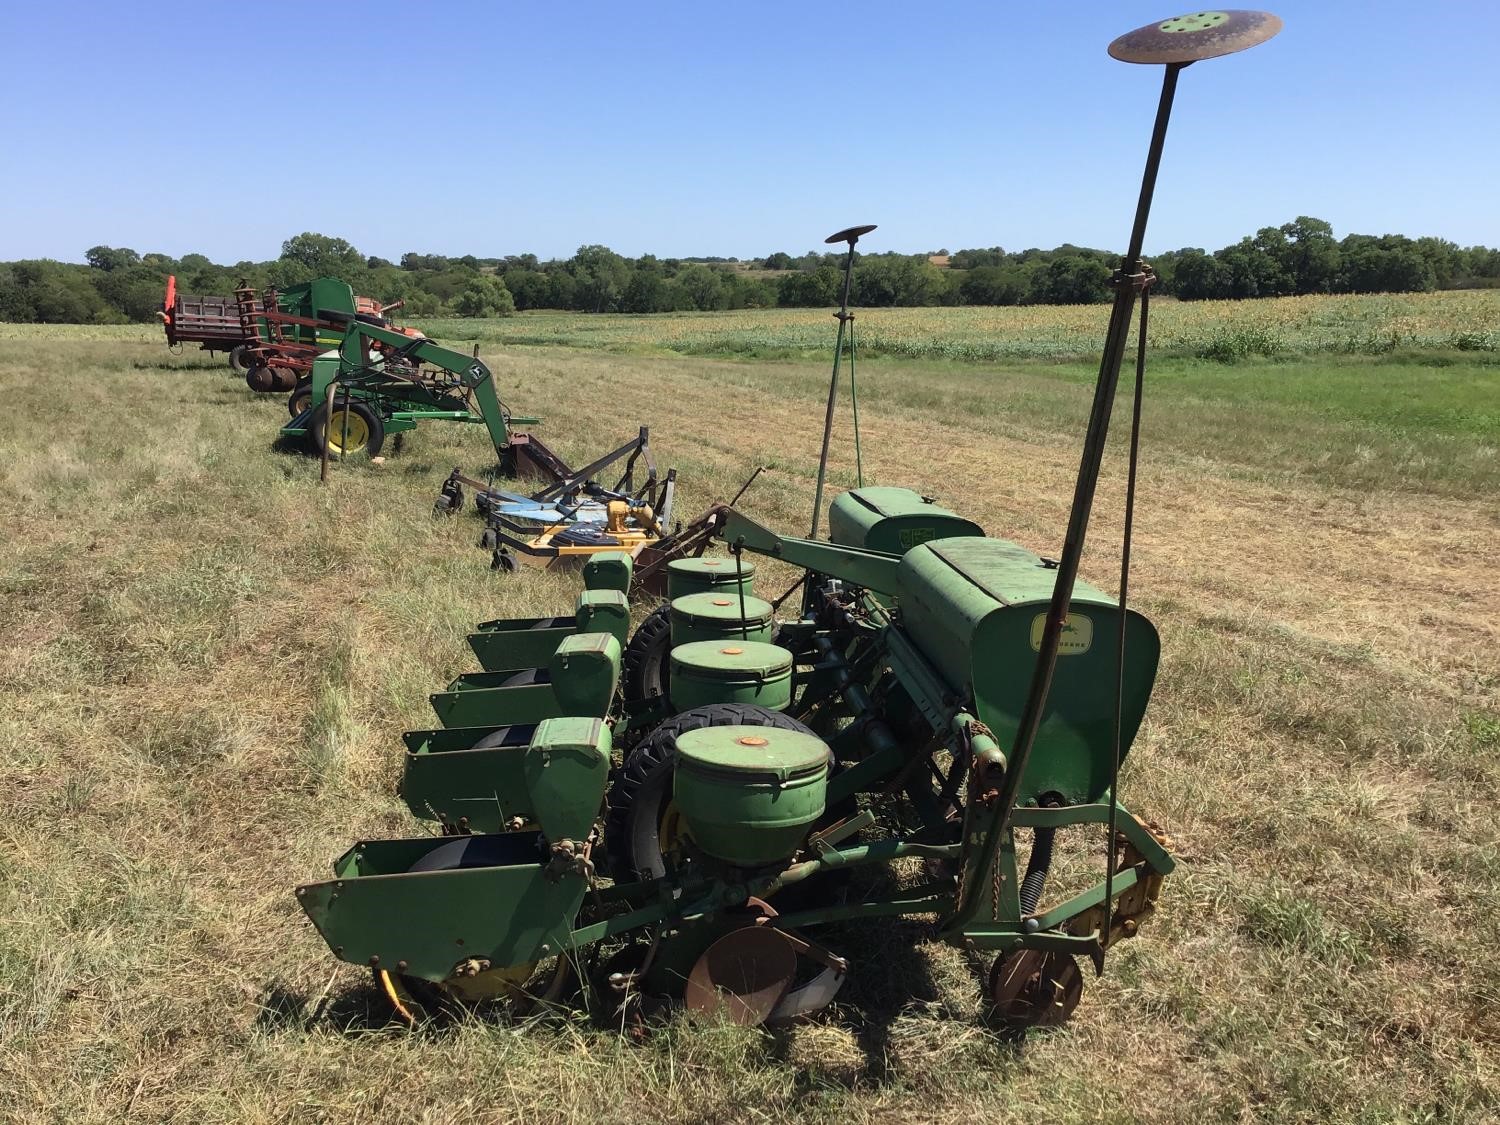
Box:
[294,9,1282,1032]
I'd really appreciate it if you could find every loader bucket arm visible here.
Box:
[334,320,520,457]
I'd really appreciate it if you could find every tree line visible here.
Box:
[2,219,1497,324]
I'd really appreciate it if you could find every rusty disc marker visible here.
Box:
[989,949,1084,1028]
[685,926,797,1026]
[825,224,877,245]
[1108,9,1282,64]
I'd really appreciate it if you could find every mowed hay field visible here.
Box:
[1,300,1498,1123]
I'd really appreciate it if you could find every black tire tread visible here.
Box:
[620,605,672,703]
[603,702,816,880]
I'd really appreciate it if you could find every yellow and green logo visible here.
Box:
[1030,612,1094,655]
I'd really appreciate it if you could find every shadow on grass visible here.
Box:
[255,978,396,1036]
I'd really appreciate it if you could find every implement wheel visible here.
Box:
[310,400,384,458]
[287,378,313,418]
[621,605,672,704]
[604,702,817,881]
[228,344,253,375]
[373,835,572,1025]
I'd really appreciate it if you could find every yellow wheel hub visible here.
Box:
[658,799,692,861]
[324,408,370,455]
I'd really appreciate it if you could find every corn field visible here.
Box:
[425,289,1500,363]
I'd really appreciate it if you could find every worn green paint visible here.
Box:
[550,633,621,716]
[899,536,1159,804]
[401,724,532,830]
[523,717,611,842]
[669,592,774,647]
[720,509,904,594]
[575,589,629,650]
[430,632,619,728]
[466,615,574,672]
[672,725,830,867]
[297,837,583,983]
[398,718,610,838]
[828,486,984,555]
[582,551,633,594]
[666,555,756,601]
[667,640,792,713]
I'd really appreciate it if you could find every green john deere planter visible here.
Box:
[293,8,1282,1032]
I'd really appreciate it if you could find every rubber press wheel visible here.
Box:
[604,703,819,882]
[310,400,384,458]
[228,344,253,375]
[620,605,672,704]
[373,835,572,1025]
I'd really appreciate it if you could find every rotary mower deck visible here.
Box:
[291,9,1283,1033]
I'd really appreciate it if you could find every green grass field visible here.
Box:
[1,305,1497,1122]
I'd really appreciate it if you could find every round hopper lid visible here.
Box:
[671,592,774,622]
[668,556,755,578]
[670,640,792,678]
[675,725,831,782]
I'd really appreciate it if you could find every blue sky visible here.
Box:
[2,1,1495,263]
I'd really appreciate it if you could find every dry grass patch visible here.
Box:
[0,325,1496,1122]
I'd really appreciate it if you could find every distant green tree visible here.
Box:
[1027,254,1110,304]
[503,269,551,311]
[454,276,516,317]
[1170,249,1233,300]
[958,266,1027,305]
[761,251,793,270]
[621,255,669,313]
[1338,234,1435,293]
[85,245,140,272]
[1278,216,1339,294]
[1217,237,1292,298]
[279,232,364,279]
[11,261,117,322]
[568,245,630,312]
[776,266,840,307]
[674,264,728,311]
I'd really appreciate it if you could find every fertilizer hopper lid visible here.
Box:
[675,726,831,784]
[1108,10,1282,64]
[668,556,755,579]
[671,591,774,623]
[670,640,792,678]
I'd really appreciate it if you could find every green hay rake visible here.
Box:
[292,10,1281,1031]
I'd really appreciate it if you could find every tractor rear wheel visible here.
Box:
[310,400,385,458]
[228,344,253,375]
[604,702,818,881]
[373,834,572,1025]
[621,605,672,704]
